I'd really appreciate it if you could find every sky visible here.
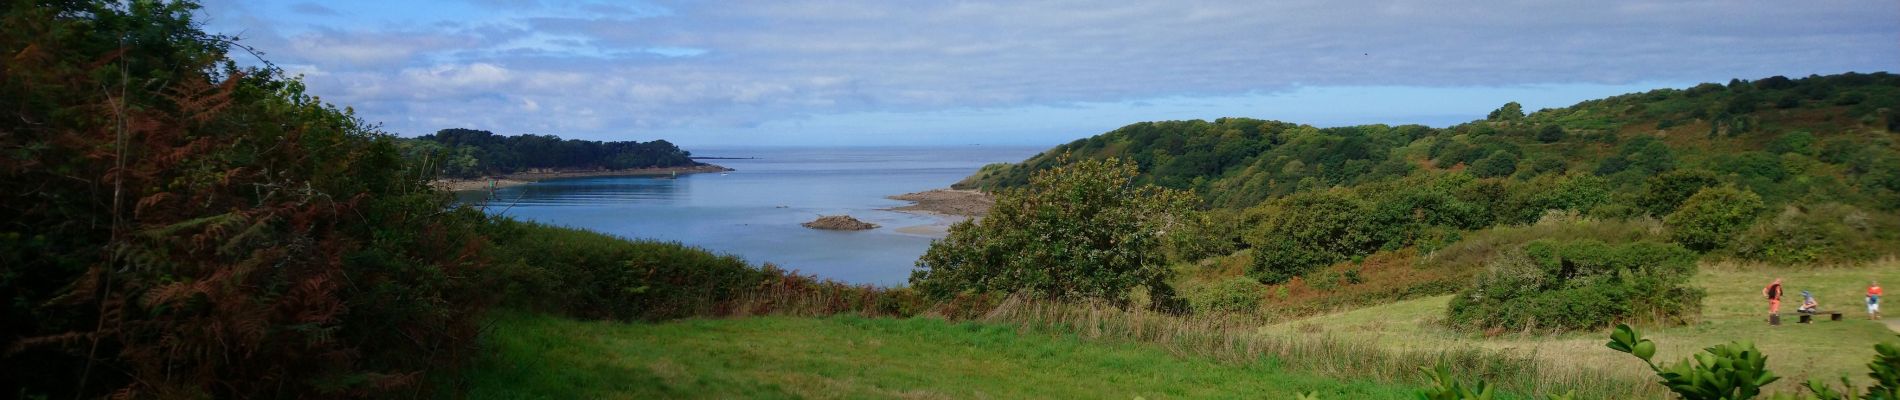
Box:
[196,0,1900,147]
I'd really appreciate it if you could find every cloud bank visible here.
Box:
[199,0,1900,145]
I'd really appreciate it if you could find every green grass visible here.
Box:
[1262,258,1900,396]
[467,312,1419,399]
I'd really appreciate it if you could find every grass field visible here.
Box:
[467,312,1420,399]
[1261,258,1900,396]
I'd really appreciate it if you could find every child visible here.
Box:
[1870,281,1883,320]
[1765,278,1784,316]
[1799,290,1819,314]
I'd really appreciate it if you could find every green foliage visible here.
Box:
[481,219,769,320]
[1513,175,1613,223]
[1769,131,1818,156]
[1734,203,1900,264]
[1415,364,1498,400]
[1489,102,1526,121]
[0,2,491,397]
[1183,277,1264,314]
[1447,240,1701,331]
[914,157,1198,308]
[1163,208,1244,264]
[412,128,700,179]
[1666,186,1768,252]
[1640,169,1723,217]
[1536,125,1566,143]
[1596,135,1677,176]
[1470,150,1520,178]
[1606,324,1780,400]
[1246,190,1382,284]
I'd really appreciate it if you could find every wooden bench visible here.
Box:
[1799,311,1844,323]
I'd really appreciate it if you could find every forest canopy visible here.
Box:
[410,128,702,178]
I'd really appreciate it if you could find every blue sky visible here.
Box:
[197,0,1899,147]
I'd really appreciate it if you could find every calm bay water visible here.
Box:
[461,146,1044,286]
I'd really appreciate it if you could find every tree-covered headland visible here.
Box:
[407,128,703,179]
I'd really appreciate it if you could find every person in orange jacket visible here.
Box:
[1765,278,1784,316]
[1870,280,1883,320]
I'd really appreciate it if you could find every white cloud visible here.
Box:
[200,0,1900,143]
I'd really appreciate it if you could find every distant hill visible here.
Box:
[957,72,1900,212]
[406,128,703,179]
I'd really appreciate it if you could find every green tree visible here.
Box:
[1470,150,1520,178]
[1767,131,1817,156]
[1536,125,1566,143]
[1665,186,1767,252]
[911,157,1197,309]
[1488,101,1525,121]
[1639,169,1722,217]
[1246,190,1380,284]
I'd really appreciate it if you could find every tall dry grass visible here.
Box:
[975,295,1667,399]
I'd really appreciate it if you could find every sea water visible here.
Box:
[460,146,1045,286]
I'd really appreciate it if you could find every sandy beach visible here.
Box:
[884,189,992,237]
[432,164,732,192]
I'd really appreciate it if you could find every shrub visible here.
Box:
[482,219,769,320]
[1184,277,1264,314]
[1767,131,1817,156]
[1527,156,1568,175]
[1446,239,1701,331]
[1489,101,1525,121]
[0,2,490,397]
[1638,169,1722,217]
[1470,150,1520,178]
[1536,125,1566,143]
[912,157,1197,308]
[1246,190,1382,284]
[1163,208,1243,264]
[1509,174,1611,224]
[1665,186,1767,252]
[1733,203,1900,264]
[1605,324,1777,400]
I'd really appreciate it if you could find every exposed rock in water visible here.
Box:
[802,215,879,231]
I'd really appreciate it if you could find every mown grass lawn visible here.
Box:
[1262,258,1900,396]
[467,312,1418,399]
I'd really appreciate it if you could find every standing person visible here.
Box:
[1870,280,1883,320]
[1765,278,1784,316]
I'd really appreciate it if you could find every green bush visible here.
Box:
[1605,324,1777,400]
[1733,203,1900,264]
[1446,239,1701,331]
[1665,186,1767,252]
[482,219,767,320]
[1768,131,1817,156]
[1536,125,1566,143]
[1470,150,1520,178]
[1163,208,1244,264]
[1638,169,1722,217]
[1509,174,1611,224]
[913,157,1197,308]
[1246,190,1381,284]
[1184,277,1264,314]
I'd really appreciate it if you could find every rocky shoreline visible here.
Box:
[883,189,992,217]
[433,164,732,192]
[884,189,994,237]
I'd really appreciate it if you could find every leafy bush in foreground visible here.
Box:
[1447,239,1701,331]
[1,2,488,397]
[1606,324,1900,400]
[913,157,1198,309]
